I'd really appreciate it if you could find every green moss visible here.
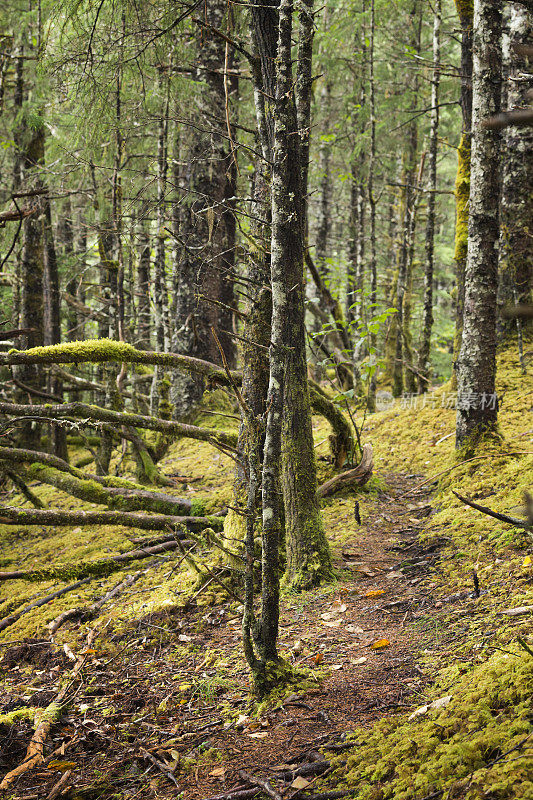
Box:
[0,706,38,724]
[329,648,533,800]
[13,339,140,364]
[454,133,471,266]
[454,0,474,23]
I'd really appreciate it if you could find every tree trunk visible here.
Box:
[451,0,474,389]
[366,0,377,412]
[15,111,45,450]
[269,0,331,590]
[455,0,502,449]
[499,4,532,342]
[135,213,152,351]
[417,0,441,394]
[43,197,68,461]
[170,0,237,417]
[392,0,421,398]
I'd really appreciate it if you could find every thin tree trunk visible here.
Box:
[455,0,502,449]
[151,68,170,415]
[43,197,68,461]
[451,0,474,389]
[499,3,532,351]
[392,0,421,398]
[135,213,151,351]
[15,111,45,450]
[417,0,441,394]
[366,0,377,412]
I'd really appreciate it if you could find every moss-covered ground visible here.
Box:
[0,336,531,799]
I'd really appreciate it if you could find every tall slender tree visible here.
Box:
[456,0,502,448]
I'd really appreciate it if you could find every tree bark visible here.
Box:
[171,0,236,417]
[499,4,532,342]
[451,0,474,389]
[455,0,502,449]
[392,0,422,398]
[418,0,441,393]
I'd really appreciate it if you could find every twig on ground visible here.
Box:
[140,746,180,788]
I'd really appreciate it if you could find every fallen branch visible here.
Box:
[48,572,142,636]
[0,578,92,632]
[0,505,223,534]
[139,746,179,788]
[238,770,282,800]
[452,490,532,531]
[0,632,95,791]
[0,536,195,582]
[46,769,73,800]
[0,447,210,516]
[317,444,373,499]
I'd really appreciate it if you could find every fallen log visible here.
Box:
[317,444,373,499]
[0,537,194,582]
[0,505,224,534]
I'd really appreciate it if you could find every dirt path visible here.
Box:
[1,473,441,799]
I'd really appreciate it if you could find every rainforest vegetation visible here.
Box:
[0,0,532,798]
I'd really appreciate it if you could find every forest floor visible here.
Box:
[1,336,532,800]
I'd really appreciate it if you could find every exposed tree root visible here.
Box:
[317,444,374,498]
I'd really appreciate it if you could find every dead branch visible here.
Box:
[0,577,92,633]
[48,572,142,636]
[0,400,238,449]
[238,771,282,800]
[452,490,533,531]
[0,531,198,582]
[483,108,533,130]
[0,504,222,534]
[0,632,95,791]
[317,444,373,498]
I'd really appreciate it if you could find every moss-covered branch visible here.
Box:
[0,504,223,535]
[0,445,212,515]
[0,400,237,449]
[0,339,238,384]
[0,537,194,582]
[308,384,358,468]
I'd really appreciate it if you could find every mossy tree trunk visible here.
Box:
[268,0,331,591]
[451,0,473,389]
[392,0,422,398]
[15,109,46,451]
[455,0,502,449]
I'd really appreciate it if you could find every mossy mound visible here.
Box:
[329,647,533,800]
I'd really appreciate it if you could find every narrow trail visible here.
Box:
[0,473,446,800]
